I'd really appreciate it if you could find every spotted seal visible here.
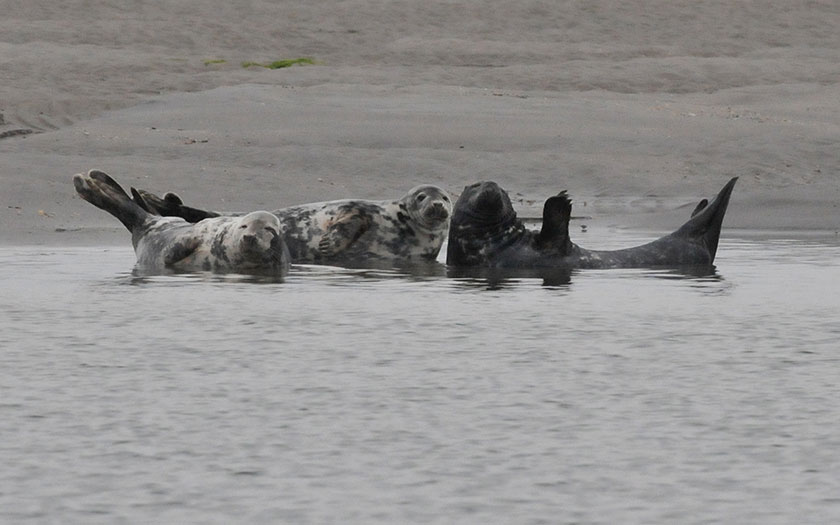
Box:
[132,185,452,266]
[74,170,289,274]
[446,177,738,269]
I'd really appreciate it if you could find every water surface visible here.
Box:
[2,231,839,523]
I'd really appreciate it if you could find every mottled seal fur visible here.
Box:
[74,170,290,274]
[133,185,452,266]
[446,177,738,269]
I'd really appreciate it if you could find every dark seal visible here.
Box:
[74,170,290,274]
[133,185,452,266]
[446,177,738,269]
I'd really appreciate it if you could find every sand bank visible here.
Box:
[2,1,838,245]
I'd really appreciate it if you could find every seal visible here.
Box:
[73,170,290,274]
[446,177,738,269]
[132,185,453,266]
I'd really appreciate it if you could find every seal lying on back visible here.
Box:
[74,170,289,274]
[446,177,738,269]
[133,185,452,266]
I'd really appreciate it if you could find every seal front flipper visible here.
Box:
[535,191,574,254]
[131,188,220,223]
[318,209,373,257]
[162,237,202,267]
[691,198,709,218]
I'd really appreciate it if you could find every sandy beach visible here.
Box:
[2,0,839,246]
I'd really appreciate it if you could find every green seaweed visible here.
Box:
[241,57,316,69]
[203,59,227,66]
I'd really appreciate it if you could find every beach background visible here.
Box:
[2,0,839,245]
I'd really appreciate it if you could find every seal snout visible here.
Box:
[426,200,450,221]
[474,183,504,210]
[242,225,279,246]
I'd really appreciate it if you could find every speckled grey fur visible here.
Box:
[134,185,452,265]
[74,170,289,274]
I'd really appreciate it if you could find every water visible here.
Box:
[2,231,840,524]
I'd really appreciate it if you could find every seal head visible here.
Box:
[401,185,452,232]
[446,181,526,266]
[224,211,289,271]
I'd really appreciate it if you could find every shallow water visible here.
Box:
[2,231,840,524]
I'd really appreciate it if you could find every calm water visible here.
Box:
[2,231,840,524]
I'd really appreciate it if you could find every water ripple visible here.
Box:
[1,235,839,523]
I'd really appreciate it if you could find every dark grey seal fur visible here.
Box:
[74,170,289,274]
[133,185,452,266]
[446,177,738,269]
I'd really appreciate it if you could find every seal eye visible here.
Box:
[416,194,426,202]
[442,195,450,202]
[240,224,248,229]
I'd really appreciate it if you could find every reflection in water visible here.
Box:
[447,266,575,289]
[127,258,450,285]
[126,259,723,291]
[129,266,289,285]
[446,264,720,290]
[124,261,724,292]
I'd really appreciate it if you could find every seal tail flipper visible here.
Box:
[130,188,220,223]
[673,177,738,262]
[73,170,150,232]
[130,187,154,213]
[690,198,709,218]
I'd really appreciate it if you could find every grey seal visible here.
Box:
[74,170,289,274]
[446,177,738,269]
[133,185,452,266]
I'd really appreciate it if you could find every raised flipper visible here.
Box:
[318,209,373,257]
[535,191,574,255]
[130,188,220,223]
[673,177,738,262]
[691,198,709,218]
[131,188,153,213]
[74,170,150,232]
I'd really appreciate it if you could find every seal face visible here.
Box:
[134,184,453,266]
[445,181,526,267]
[446,178,738,269]
[74,170,289,274]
